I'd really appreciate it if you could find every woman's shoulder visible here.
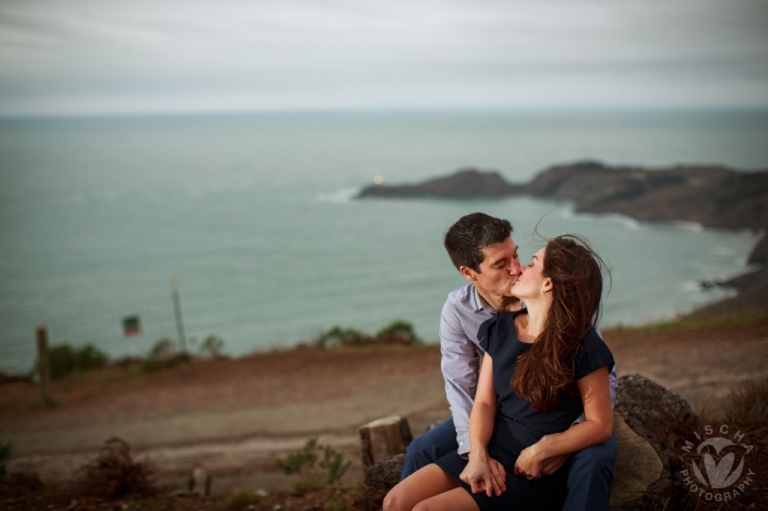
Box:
[580,327,603,345]
[575,328,614,379]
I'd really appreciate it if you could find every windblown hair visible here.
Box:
[444,213,513,271]
[511,235,607,411]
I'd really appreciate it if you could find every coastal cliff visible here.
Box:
[359,161,768,316]
[358,161,768,231]
[357,168,523,198]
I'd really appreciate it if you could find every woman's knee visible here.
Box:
[383,485,409,511]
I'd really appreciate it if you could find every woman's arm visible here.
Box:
[459,354,506,496]
[514,366,613,479]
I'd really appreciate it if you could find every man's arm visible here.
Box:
[439,299,480,457]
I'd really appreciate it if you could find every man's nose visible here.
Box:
[509,260,522,276]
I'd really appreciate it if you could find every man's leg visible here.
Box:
[401,418,458,480]
[562,433,617,511]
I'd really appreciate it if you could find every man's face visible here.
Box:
[462,237,522,300]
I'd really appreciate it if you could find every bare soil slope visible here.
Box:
[2,317,767,498]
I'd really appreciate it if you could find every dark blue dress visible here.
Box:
[433,309,615,511]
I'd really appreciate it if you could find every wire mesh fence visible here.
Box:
[0,298,184,376]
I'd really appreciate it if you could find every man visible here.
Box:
[401,212,618,511]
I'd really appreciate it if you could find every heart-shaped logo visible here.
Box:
[691,437,745,489]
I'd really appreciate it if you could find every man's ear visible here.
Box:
[459,266,477,282]
[541,277,553,294]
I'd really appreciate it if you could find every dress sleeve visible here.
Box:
[477,315,497,354]
[574,329,615,380]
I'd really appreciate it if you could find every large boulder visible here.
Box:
[611,374,700,510]
[610,413,663,507]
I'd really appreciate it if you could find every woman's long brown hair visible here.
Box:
[511,235,607,411]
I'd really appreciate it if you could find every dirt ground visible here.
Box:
[2,317,768,503]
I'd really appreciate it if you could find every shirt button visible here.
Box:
[459,442,464,446]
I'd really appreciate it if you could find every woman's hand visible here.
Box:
[513,443,545,480]
[460,452,505,497]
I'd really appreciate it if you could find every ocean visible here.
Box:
[1,110,766,374]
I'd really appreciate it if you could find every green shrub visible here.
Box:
[198,334,226,359]
[376,320,420,344]
[148,338,176,359]
[48,343,109,380]
[276,437,351,492]
[314,320,421,349]
[316,326,370,349]
[139,338,189,373]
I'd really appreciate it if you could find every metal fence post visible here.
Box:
[171,276,188,353]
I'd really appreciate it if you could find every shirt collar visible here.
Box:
[471,285,497,313]
[470,284,525,313]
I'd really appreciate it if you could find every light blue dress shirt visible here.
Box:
[439,283,618,456]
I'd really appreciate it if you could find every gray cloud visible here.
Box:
[1,0,767,116]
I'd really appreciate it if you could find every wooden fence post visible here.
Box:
[36,326,54,407]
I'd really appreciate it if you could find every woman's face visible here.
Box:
[511,247,548,299]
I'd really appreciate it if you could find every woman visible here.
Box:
[384,235,614,511]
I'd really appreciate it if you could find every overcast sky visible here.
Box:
[1,0,767,117]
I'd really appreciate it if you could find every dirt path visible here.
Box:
[2,318,767,496]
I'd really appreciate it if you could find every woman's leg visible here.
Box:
[384,464,471,511]
[413,487,480,511]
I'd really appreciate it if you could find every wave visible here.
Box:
[673,221,704,232]
[316,188,359,203]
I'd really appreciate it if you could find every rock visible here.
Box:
[357,162,768,231]
[747,235,768,266]
[610,414,663,507]
[611,374,700,510]
[363,453,404,511]
[358,168,522,198]
[363,374,700,510]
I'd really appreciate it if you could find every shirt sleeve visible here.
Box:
[439,298,480,456]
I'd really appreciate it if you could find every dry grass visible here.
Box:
[723,374,768,429]
[77,437,156,499]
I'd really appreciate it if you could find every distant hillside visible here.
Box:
[358,168,523,198]
[357,161,768,231]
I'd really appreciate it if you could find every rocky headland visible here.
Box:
[358,161,768,316]
[358,161,768,231]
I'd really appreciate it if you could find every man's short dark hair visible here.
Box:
[444,213,513,272]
